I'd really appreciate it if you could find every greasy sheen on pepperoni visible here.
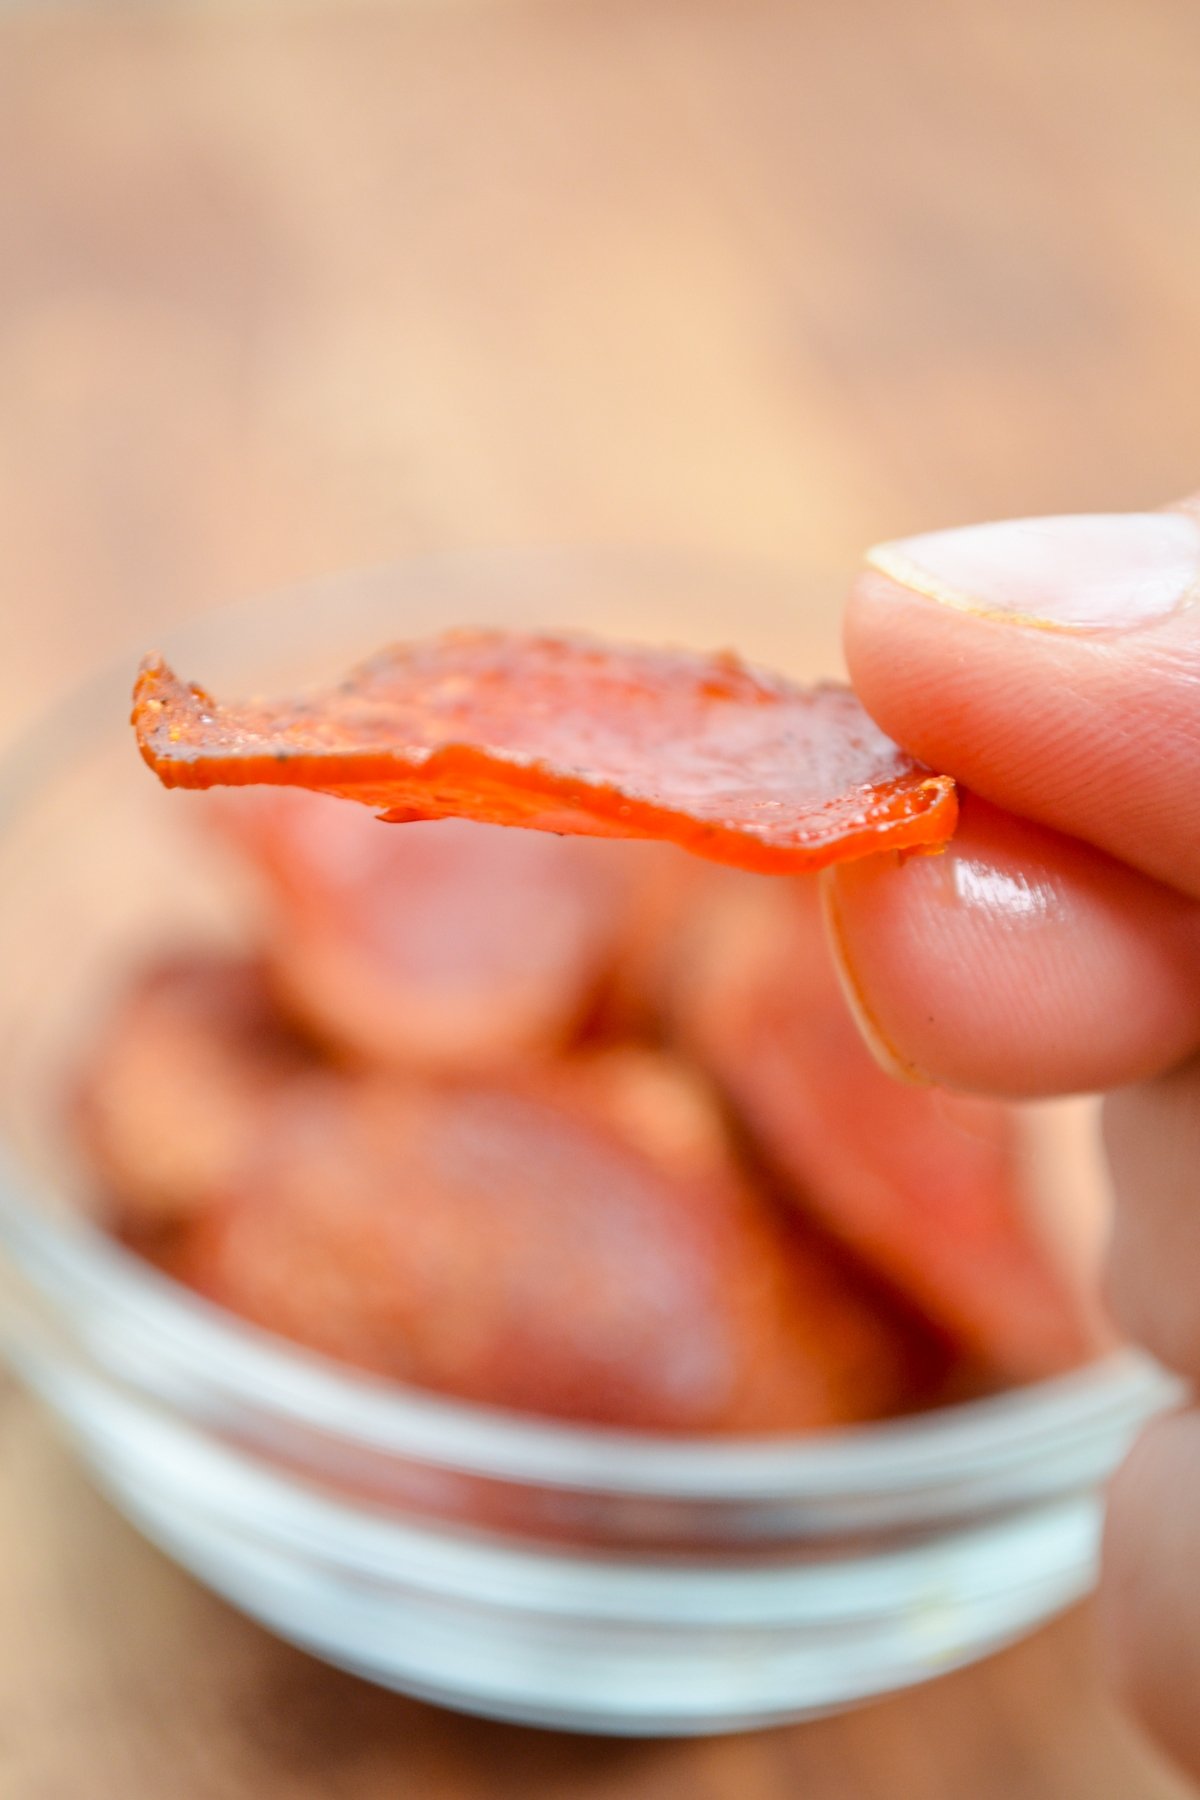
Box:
[132,631,957,874]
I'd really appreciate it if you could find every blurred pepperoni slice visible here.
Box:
[210,790,691,1072]
[151,1046,940,1432]
[72,953,312,1230]
[133,631,957,874]
[665,874,1110,1381]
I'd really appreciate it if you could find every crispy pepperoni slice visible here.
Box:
[210,790,691,1071]
[165,1052,940,1431]
[665,873,1110,1380]
[133,631,956,874]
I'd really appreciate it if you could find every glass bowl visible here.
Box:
[0,550,1175,1737]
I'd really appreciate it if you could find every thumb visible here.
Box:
[846,500,1200,901]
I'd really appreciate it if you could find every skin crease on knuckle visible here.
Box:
[1100,1410,1200,1785]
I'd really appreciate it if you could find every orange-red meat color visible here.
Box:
[78,953,940,1430]
[72,954,310,1228]
[133,630,957,874]
[209,790,694,1071]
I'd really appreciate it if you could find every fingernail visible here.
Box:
[866,511,1200,633]
[819,872,931,1087]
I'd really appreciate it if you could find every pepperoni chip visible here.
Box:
[162,1052,939,1431]
[210,790,691,1072]
[72,954,312,1230]
[133,631,957,874]
[666,874,1109,1380]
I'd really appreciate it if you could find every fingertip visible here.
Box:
[825,798,1200,1097]
[842,568,932,745]
[842,566,987,781]
[819,865,931,1088]
[845,531,1200,901]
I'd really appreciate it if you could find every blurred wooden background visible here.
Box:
[2,0,1199,1794]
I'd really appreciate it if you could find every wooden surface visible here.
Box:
[2,1,1199,1793]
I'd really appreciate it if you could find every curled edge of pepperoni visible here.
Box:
[132,631,957,874]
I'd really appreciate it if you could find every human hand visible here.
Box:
[822,500,1200,1780]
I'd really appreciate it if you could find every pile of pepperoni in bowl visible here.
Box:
[69,630,1110,1436]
